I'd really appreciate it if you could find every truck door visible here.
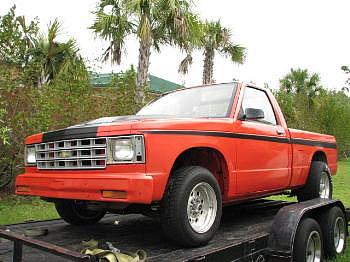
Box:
[234,87,290,194]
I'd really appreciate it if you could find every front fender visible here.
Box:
[143,132,235,201]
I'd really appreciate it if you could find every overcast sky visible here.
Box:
[2,0,350,90]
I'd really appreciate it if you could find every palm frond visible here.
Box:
[101,46,111,63]
[29,19,84,85]
[47,19,61,45]
[220,27,231,47]
[178,52,193,74]
[221,44,246,64]
[90,2,133,65]
[280,68,322,101]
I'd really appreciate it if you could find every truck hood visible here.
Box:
[74,115,237,135]
[73,115,234,133]
[26,115,234,144]
[70,115,174,128]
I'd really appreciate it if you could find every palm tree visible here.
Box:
[179,20,246,85]
[90,0,201,106]
[280,68,323,108]
[31,19,86,87]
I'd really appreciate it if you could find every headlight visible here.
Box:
[113,138,134,161]
[25,145,36,165]
[108,135,145,163]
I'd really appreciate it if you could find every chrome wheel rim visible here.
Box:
[306,231,322,262]
[319,171,330,198]
[334,217,346,253]
[187,182,217,233]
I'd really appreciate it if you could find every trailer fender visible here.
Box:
[267,198,347,260]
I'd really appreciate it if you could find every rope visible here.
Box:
[81,239,147,262]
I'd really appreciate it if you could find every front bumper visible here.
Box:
[16,171,154,204]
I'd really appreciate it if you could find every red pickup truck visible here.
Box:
[16,82,337,246]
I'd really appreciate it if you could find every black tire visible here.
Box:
[319,206,347,258]
[161,166,222,247]
[55,200,106,225]
[294,218,324,262]
[297,161,333,202]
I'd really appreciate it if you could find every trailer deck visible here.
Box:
[0,199,293,262]
[0,199,348,262]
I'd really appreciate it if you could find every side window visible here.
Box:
[241,87,277,125]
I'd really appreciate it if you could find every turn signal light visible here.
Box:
[102,190,127,199]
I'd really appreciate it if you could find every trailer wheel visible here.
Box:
[161,166,222,247]
[319,206,347,258]
[294,218,323,262]
[297,161,332,202]
[55,200,106,225]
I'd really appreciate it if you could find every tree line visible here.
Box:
[0,3,349,191]
[0,6,138,189]
[275,68,350,157]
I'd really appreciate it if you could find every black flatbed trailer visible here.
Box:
[0,199,349,262]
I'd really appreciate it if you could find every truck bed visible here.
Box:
[0,200,295,262]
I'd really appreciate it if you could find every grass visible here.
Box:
[0,196,58,225]
[333,160,350,207]
[0,161,349,260]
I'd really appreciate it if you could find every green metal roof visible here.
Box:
[90,72,181,94]
[90,73,113,88]
[148,75,181,93]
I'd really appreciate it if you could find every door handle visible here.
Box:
[276,129,285,135]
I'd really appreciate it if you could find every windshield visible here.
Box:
[137,83,237,118]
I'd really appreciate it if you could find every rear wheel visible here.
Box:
[297,161,332,202]
[294,218,323,262]
[55,200,106,225]
[319,206,347,258]
[161,166,222,247]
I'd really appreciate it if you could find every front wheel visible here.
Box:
[297,161,333,202]
[161,166,222,247]
[55,200,106,225]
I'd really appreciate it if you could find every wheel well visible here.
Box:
[312,151,327,163]
[170,147,229,200]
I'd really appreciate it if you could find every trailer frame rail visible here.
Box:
[0,229,96,262]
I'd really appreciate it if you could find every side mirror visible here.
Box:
[241,108,265,120]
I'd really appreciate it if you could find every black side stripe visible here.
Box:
[42,127,98,142]
[141,130,337,149]
[291,138,337,149]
